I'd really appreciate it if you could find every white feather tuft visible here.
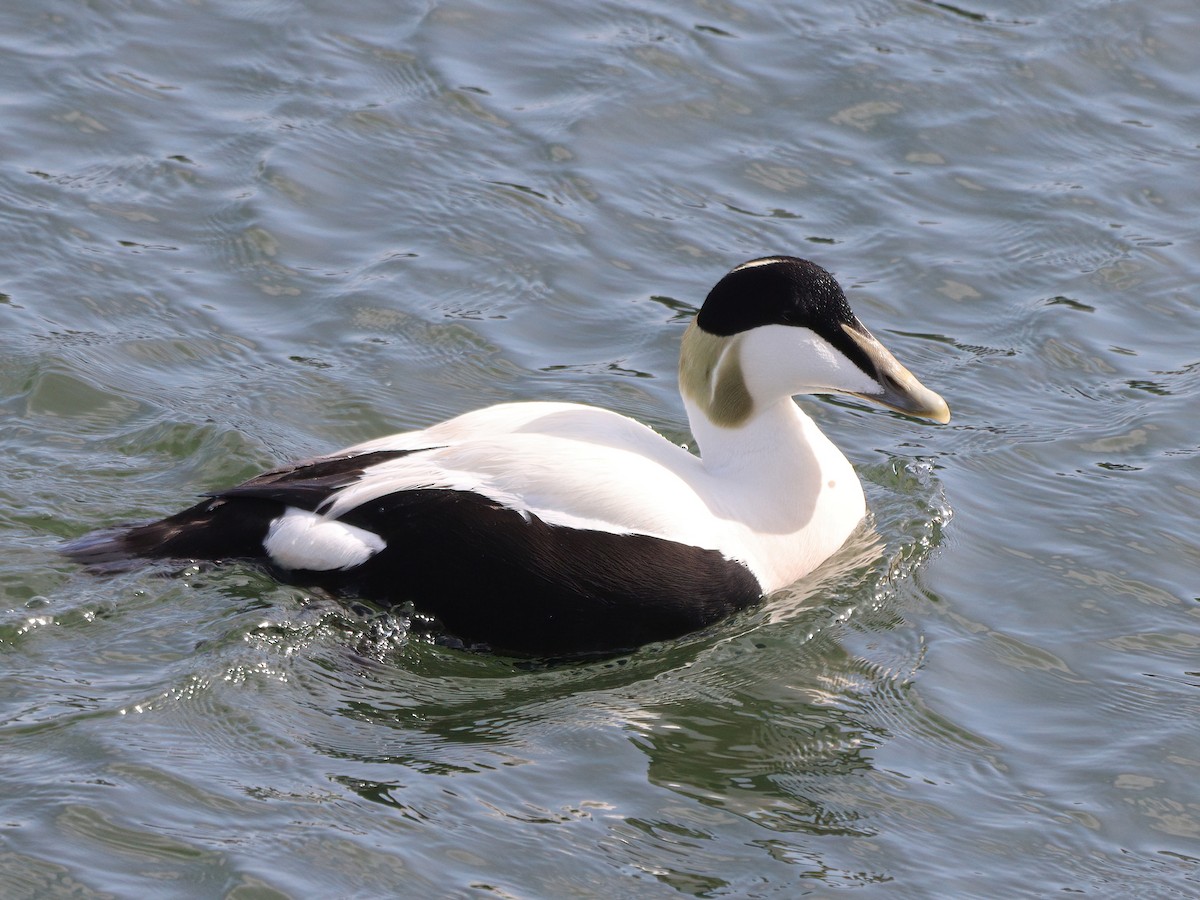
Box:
[264,508,386,571]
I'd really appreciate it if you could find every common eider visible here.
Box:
[66,257,949,654]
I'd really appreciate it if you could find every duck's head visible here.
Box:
[680,257,950,427]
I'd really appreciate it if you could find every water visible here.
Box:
[2,0,1198,895]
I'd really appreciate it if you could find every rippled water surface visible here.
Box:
[3,0,1198,896]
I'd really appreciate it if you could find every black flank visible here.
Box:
[322,489,763,655]
[64,447,762,655]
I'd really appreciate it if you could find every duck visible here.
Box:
[66,256,949,655]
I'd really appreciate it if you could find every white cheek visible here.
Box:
[264,508,386,571]
[810,339,838,369]
[740,324,879,398]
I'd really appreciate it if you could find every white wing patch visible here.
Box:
[264,507,386,571]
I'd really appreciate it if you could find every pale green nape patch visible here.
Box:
[678,321,754,428]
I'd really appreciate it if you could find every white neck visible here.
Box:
[684,394,816,475]
[675,320,871,589]
[682,394,866,591]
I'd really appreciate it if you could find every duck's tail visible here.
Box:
[61,526,148,572]
[62,497,282,570]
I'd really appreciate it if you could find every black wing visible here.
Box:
[213,447,436,511]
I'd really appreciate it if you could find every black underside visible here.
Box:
[66,454,764,655]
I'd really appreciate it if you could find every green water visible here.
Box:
[2,0,1198,896]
